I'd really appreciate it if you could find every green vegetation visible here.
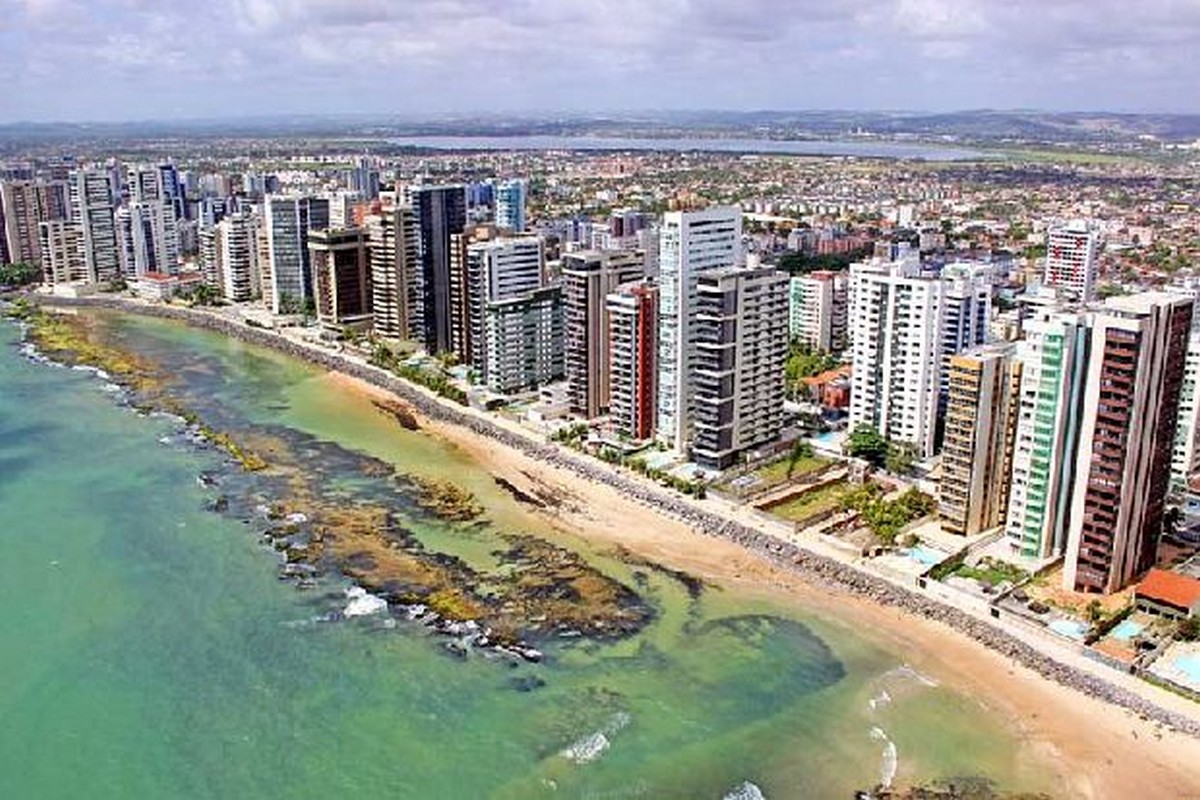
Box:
[846,423,921,476]
[369,343,468,405]
[0,262,40,286]
[846,423,889,467]
[839,484,936,544]
[785,341,841,396]
[768,480,853,523]
[1175,616,1200,642]
[750,444,829,486]
[951,557,1029,587]
[178,282,223,307]
[776,251,867,275]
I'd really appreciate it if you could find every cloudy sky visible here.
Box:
[2,0,1199,122]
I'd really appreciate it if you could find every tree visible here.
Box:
[0,262,40,286]
[786,439,814,478]
[1176,616,1200,642]
[885,441,920,477]
[847,424,889,467]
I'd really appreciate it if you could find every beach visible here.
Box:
[326,369,1200,799]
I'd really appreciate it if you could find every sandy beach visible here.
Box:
[324,370,1200,799]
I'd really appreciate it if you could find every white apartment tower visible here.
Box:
[656,206,743,452]
[1043,220,1099,302]
[848,255,945,458]
[788,270,848,352]
[68,169,120,284]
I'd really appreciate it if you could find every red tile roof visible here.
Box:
[1137,569,1200,611]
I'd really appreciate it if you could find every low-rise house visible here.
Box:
[1135,569,1200,620]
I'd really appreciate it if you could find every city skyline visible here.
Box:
[2,0,1200,122]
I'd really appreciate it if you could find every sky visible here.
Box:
[1,0,1199,122]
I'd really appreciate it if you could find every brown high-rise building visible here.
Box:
[939,344,1022,536]
[308,228,372,330]
[366,206,419,341]
[561,250,646,418]
[1064,293,1192,594]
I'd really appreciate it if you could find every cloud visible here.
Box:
[2,0,1200,120]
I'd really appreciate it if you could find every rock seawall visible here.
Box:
[33,294,1200,737]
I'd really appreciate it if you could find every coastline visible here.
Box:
[21,294,1200,797]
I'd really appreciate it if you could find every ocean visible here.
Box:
[0,312,1051,798]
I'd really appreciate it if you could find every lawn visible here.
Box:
[950,557,1029,587]
[753,453,832,486]
[768,480,852,524]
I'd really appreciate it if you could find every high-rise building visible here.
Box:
[938,262,992,412]
[1043,220,1099,302]
[346,157,380,200]
[607,281,659,441]
[465,236,544,373]
[848,255,946,459]
[412,185,467,353]
[116,201,179,276]
[0,180,56,267]
[68,169,120,284]
[562,250,646,418]
[657,206,742,451]
[1063,293,1191,594]
[448,224,497,362]
[366,205,420,341]
[309,228,372,329]
[38,220,85,285]
[1004,308,1090,560]
[787,270,848,351]
[1172,333,1200,491]
[480,287,564,394]
[263,195,329,314]
[215,213,259,302]
[939,344,1022,536]
[690,266,789,468]
[494,179,526,232]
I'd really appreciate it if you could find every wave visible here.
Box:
[560,731,610,764]
[885,663,939,688]
[722,781,766,800]
[869,727,899,788]
[343,586,388,617]
[868,689,892,712]
[559,712,632,765]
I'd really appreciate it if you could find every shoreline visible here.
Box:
[21,294,1200,796]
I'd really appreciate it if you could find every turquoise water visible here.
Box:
[1165,652,1200,684]
[902,547,946,567]
[0,314,1055,798]
[1111,619,1145,642]
[1048,619,1090,641]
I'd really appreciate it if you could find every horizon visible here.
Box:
[3,0,1199,123]
[3,106,1200,129]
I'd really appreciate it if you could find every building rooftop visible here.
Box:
[1136,568,1200,610]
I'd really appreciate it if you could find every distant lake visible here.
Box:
[386,134,990,161]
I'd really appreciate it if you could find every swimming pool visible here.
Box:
[1048,619,1090,641]
[1162,651,1200,685]
[901,546,946,567]
[1110,619,1144,642]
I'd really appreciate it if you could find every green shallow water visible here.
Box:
[0,314,1057,799]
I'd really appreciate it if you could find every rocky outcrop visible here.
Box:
[34,294,1200,737]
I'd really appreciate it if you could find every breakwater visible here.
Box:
[31,294,1200,738]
